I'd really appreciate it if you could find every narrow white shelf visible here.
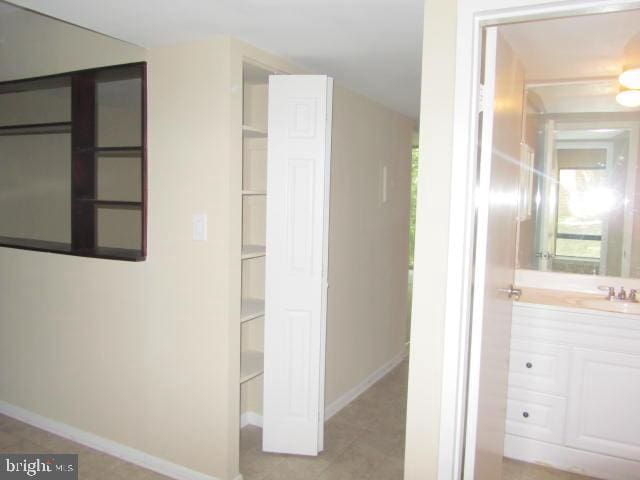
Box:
[242,125,267,138]
[242,189,267,196]
[242,244,266,260]
[240,350,264,384]
[241,298,265,323]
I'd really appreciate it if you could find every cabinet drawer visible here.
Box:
[508,339,569,395]
[506,387,566,444]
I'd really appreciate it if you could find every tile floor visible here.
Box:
[0,414,171,480]
[0,360,599,479]
[240,361,600,480]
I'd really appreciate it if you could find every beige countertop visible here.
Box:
[516,287,640,316]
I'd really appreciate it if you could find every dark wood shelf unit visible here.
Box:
[0,62,147,262]
[0,121,72,135]
[0,236,144,262]
[74,146,143,154]
[75,199,142,208]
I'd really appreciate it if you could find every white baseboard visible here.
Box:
[324,348,408,421]
[238,349,408,430]
[0,401,221,480]
[240,412,263,428]
[504,434,640,480]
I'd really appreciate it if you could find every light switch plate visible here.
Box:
[192,213,207,241]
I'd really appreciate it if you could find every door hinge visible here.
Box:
[478,83,485,113]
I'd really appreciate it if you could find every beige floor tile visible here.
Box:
[2,438,53,454]
[0,429,17,449]
[366,454,404,480]
[315,442,383,480]
[240,446,287,480]
[502,458,599,480]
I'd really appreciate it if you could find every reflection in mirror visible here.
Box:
[517,80,640,278]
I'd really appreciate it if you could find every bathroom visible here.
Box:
[481,9,640,480]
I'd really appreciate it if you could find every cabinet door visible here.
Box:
[263,75,333,456]
[566,348,640,461]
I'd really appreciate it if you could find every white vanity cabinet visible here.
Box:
[504,302,640,480]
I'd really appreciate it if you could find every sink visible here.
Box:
[518,288,640,315]
[568,297,640,315]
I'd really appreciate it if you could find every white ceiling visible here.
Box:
[3,0,424,119]
[528,80,639,114]
[501,9,640,114]
[501,9,640,81]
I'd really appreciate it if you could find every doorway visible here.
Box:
[459,5,640,480]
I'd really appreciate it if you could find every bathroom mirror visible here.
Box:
[517,80,640,277]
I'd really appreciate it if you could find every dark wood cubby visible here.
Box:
[0,62,147,261]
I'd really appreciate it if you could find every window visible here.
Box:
[554,168,608,259]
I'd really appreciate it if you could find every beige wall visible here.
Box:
[0,10,239,480]
[404,1,457,478]
[326,86,414,405]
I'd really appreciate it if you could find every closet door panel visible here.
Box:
[263,75,333,456]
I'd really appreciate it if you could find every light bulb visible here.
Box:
[619,68,640,89]
[616,88,640,108]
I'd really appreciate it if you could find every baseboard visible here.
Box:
[504,434,640,480]
[0,401,222,480]
[240,412,262,428]
[324,348,408,421]
[237,349,408,430]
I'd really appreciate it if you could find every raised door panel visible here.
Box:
[263,75,333,456]
[566,348,640,461]
[508,339,570,396]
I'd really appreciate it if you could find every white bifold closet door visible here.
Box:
[263,75,333,456]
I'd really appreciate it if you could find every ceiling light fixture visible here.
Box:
[616,87,640,108]
[620,67,640,89]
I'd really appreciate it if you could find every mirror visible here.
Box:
[517,80,640,277]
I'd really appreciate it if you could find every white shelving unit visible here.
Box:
[239,61,270,422]
[240,298,265,323]
[241,190,266,196]
[242,124,267,138]
[240,350,264,384]
[241,244,266,260]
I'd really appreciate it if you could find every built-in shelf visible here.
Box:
[0,236,144,262]
[0,121,71,135]
[242,190,267,196]
[240,350,264,384]
[242,244,266,260]
[241,298,265,323]
[74,146,143,154]
[242,125,267,138]
[75,199,142,209]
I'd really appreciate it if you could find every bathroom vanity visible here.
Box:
[504,289,640,480]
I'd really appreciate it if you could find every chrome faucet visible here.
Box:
[598,285,616,300]
[597,285,639,302]
[618,286,627,301]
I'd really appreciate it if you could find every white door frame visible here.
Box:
[435,1,640,479]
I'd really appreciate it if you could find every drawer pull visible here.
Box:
[526,362,533,369]
[523,411,530,418]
